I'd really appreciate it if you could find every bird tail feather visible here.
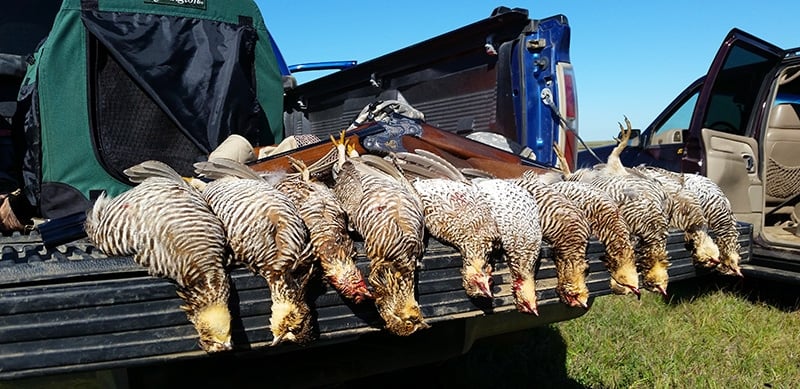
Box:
[123,160,184,184]
[393,150,467,182]
[194,158,263,181]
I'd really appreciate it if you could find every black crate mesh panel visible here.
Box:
[93,44,204,179]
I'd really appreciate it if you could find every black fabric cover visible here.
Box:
[89,36,203,179]
[80,11,269,154]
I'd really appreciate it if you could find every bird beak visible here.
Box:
[579,300,589,310]
[627,285,641,299]
[656,285,669,298]
[476,274,494,298]
[528,303,539,316]
[271,333,285,347]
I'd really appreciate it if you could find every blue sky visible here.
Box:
[258,1,800,141]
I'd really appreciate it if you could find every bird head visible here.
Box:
[512,277,539,315]
[641,260,670,298]
[328,266,373,304]
[383,301,430,336]
[555,257,591,309]
[609,277,641,299]
[460,232,500,299]
[372,266,429,336]
[557,284,590,309]
[608,257,641,298]
[317,240,373,303]
[717,250,743,277]
[462,264,494,299]
[177,271,233,353]
[191,302,233,352]
[269,300,314,346]
[690,230,721,268]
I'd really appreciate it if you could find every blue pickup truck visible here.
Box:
[0,1,750,386]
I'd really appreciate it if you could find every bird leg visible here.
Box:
[552,142,572,176]
[330,130,349,171]
[605,116,633,175]
[287,156,311,182]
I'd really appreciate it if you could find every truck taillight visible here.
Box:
[562,67,577,120]
[556,62,578,171]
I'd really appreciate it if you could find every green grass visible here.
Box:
[408,275,800,388]
[558,276,800,388]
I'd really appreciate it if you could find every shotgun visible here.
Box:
[248,118,554,178]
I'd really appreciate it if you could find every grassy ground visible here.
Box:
[401,274,800,388]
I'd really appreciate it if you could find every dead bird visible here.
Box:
[392,150,501,300]
[329,132,429,336]
[196,157,372,304]
[84,160,233,353]
[190,159,316,346]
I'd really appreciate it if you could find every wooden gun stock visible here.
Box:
[413,123,524,165]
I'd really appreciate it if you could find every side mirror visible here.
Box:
[617,128,642,148]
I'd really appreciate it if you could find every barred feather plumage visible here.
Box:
[569,168,672,296]
[626,167,721,268]
[546,179,640,295]
[633,166,741,276]
[513,175,591,307]
[274,175,371,303]
[84,175,232,353]
[332,157,428,336]
[473,178,542,314]
[201,176,315,345]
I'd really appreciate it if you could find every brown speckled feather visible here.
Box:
[274,175,371,303]
[545,178,640,296]
[633,166,740,276]
[568,168,672,296]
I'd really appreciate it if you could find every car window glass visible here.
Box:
[650,91,698,146]
[702,45,774,136]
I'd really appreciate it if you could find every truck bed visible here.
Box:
[0,223,752,380]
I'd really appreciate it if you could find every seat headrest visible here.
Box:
[769,103,800,129]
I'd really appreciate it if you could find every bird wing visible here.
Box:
[412,149,467,182]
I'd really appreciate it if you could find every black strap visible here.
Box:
[81,0,98,11]
[238,16,253,27]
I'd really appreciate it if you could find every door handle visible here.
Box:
[742,154,755,173]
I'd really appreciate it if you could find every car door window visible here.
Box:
[650,91,698,146]
[701,45,775,136]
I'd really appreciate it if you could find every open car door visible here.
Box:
[687,29,784,228]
